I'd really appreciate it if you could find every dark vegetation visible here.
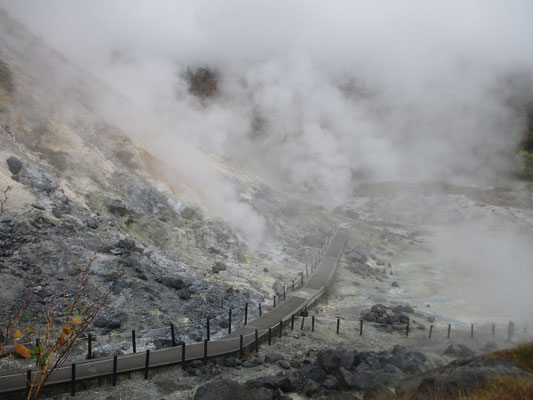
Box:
[186,67,219,98]
[0,59,14,94]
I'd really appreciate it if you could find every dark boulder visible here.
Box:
[245,374,294,393]
[156,276,188,290]
[117,238,136,251]
[212,261,228,273]
[443,344,476,359]
[393,304,414,314]
[223,356,239,367]
[338,368,378,390]
[298,363,326,383]
[264,352,284,363]
[346,250,368,264]
[106,199,129,216]
[94,314,123,330]
[317,349,358,374]
[6,156,23,175]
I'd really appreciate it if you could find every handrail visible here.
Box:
[0,229,349,395]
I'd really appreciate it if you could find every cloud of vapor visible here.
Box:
[430,218,533,324]
[2,0,533,238]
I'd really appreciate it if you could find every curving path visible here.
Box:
[0,228,348,395]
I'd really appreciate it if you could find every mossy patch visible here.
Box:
[486,341,533,373]
[0,60,14,94]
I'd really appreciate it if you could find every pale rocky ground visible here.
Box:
[39,181,533,399]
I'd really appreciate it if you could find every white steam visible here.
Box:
[2,0,533,246]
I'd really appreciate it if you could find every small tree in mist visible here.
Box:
[0,186,109,399]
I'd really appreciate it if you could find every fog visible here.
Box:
[4,1,533,202]
[431,218,533,322]
[2,1,533,322]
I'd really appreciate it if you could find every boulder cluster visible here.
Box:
[360,303,413,325]
[193,345,429,399]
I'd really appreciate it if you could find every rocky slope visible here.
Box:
[0,9,336,363]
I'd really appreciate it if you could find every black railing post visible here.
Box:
[203,339,208,365]
[255,329,259,353]
[447,324,451,339]
[87,333,93,359]
[312,316,315,332]
[207,318,210,341]
[71,363,76,397]
[336,319,340,334]
[283,286,286,300]
[508,321,515,341]
[300,317,305,330]
[406,322,410,337]
[360,320,363,336]
[112,355,118,386]
[239,335,244,359]
[26,369,31,398]
[171,323,176,347]
[291,314,294,330]
[244,303,248,325]
[229,309,232,334]
[132,330,136,353]
[259,303,262,317]
[274,296,277,308]
[144,350,150,379]
[181,343,186,369]
[429,325,433,339]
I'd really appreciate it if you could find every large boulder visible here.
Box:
[361,303,411,325]
[156,276,188,290]
[345,250,368,264]
[106,199,130,216]
[338,368,379,390]
[194,379,261,400]
[317,349,357,374]
[6,156,23,175]
[245,374,295,393]
[443,344,476,359]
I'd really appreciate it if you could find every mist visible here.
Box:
[2,2,533,249]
